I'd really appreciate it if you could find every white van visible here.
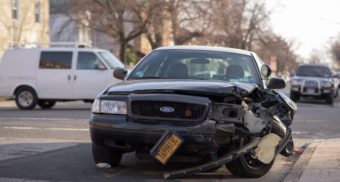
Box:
[0,46,125,109]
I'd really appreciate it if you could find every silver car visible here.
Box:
[290,64,338,104]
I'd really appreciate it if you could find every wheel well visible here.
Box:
[13,85,36,96]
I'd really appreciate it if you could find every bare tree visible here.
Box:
[144,0,213,49]
[256,33,298,75]
[330,39,340,65]
[207,0,270,50]
[66,0,161,63]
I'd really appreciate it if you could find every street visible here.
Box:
[0,95,339,181]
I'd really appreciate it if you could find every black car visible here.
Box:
[90,46,296,179]
[290,64,339,104]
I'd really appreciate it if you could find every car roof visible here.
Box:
[155,45,253,56]
[7,47,108,52]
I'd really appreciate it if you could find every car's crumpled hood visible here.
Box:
[106,79,258,97]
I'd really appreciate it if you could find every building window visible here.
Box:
[35,0,41,23]
[12,0,19,19]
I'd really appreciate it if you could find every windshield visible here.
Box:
[296,66,332,78]
[98,51,124,69]
[127,49,260,85]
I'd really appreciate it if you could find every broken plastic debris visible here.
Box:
[255,133,281,164]
[96,163,111,168]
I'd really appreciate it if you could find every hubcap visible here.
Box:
[18,91,33,107]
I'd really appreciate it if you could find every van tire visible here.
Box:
[15,87,38,110]
[38,100,56,109]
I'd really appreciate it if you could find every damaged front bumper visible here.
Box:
[90,114,234,154]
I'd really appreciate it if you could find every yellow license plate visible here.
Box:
[150,131,183,165]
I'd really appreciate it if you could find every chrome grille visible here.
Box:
[304,80,318,88]
[130,101,206,121]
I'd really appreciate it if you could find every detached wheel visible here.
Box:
[92,144,122,167]
[15,87,38,110]
[226,154,274,178]
[38,100,56,109]
[290,91,300,102]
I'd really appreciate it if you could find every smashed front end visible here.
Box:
[90,81,297,178]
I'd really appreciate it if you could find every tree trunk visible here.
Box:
[119,41,126,64]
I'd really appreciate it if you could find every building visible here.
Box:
[0,0,50,57]
[49,0,120,54]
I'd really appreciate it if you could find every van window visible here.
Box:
[77,52,105,70]
[98,51,124,69]
[39,51,72,69]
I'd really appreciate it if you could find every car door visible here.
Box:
[73,51,108,99]
[36,51,75,99]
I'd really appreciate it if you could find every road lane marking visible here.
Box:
[2,126,89,132]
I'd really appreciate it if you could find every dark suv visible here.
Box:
[90,46,296,179]
[290,64,338,104]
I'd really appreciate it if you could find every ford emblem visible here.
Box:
[160,106,175,113]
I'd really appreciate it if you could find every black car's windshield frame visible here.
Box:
[127,49,262,86]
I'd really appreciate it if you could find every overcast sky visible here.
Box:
[267,0,340,61]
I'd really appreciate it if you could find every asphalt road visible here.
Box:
[0,94,339,181]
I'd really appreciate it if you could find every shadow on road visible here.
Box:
[0,143,293,182]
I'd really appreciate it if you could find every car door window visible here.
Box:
[77,52,104,70]
[39,51,72,69]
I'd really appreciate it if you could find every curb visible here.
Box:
[283,142,319,182]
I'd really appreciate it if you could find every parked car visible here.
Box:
[90,46,296,179]
[0,46,124,109]
[290,64,338,104]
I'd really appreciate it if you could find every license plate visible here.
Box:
[306,88,315,94]
[150,130,184,165]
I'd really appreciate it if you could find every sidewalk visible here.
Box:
[285,139,340,182]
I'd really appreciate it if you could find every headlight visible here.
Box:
[91,99,127,115]
[291,79,303,85]
[320,80,332,87]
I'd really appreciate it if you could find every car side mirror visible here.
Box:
[334,73,340,79]
[95,64,106,70]
[113,68,127,80]
[267,77,286,89]
[261,64,272,77]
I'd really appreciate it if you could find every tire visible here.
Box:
[38,100,56,109]
[326,94,334,105]
[92,144,122,167]
[280,137,294,157]
[290,91,300,102]
[226,154,274,178]
[15,87,38,110]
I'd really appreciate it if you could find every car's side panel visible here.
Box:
[0,49,39,98]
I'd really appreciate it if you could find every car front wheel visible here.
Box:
[226,153,274,178]
[92,144,122,167]
[15,87,38,110]
[290,91,300,102]
[326,94,334,105]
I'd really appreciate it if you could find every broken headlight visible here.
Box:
[91,99,127,115]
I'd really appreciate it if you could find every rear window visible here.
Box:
[296,65,332,78]
[39,51,73,69]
